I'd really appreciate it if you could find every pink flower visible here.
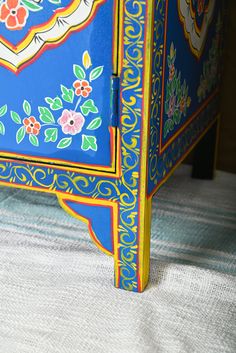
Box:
[58,109,85,135]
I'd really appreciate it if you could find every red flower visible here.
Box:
[0,0,28,31]
[23,116,41,136]
[73,80,92,98]
[197,0,205,16]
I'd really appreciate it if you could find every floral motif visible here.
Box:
[0,0,61,30]
[23,116,41,135]
[58,110,85,135]
[73,80,92,98]
[197,14,222,102]
[164,42,191,137]
[193,0,206,16]
[0,51,104,152]
[0,0,28,30]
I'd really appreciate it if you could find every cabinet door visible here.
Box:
[0,0,118,172]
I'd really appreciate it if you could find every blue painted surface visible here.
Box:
[66,200,114,254]
[0,0,114,167]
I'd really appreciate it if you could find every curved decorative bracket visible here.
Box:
[58,194,118,257]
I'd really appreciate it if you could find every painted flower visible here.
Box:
[169,63,175,81]
[73,80,92,98]
[167,95,176,118]
[58,109,85,135]
[23,116,41,135]
[0,0,29,30]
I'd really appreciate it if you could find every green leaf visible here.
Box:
[73,65,86,80]
[48,0,61,4]
[60,85,74,103]
[45,97,63,110]
[0,121,5,135]
[44,128,58,143]
[80,99,98,116]
[87,117,102,130]
[81,135,97,151]
[89,66,104,81]
[57,137,72,149]
[38,107,55,124]
[23,100,31,116]
[0,104,7,118]
[16,126,26,144]
[21,0,43,11]
[29,134,39,147]
[10,111,21,124]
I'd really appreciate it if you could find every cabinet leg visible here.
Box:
[192,119,219,180]
[114,197,152,292]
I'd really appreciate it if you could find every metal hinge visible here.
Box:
[110,76,120,127]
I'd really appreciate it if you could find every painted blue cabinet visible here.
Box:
[0,0,225,292]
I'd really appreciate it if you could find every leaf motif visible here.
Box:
[23,100,31,116]
[21,0,43,11]
[0,121,5,135]
[29,134,39,147]
[73,65,86,80]
[86,117,102,130]
[38,107,55,124]
[16,126,26,144]
[0,104,7,118]
[81,135,97,151]
[44,128,58,143]
[45,97,63,110]
[10,111,21,124]
[60,85,74,103]
[57,137,72,149]
[80,99,98,116]
[83,51,92,69]
[89,66,104,81]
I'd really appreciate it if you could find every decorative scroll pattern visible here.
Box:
[148,0,165,190]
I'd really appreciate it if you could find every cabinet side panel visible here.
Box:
[148,0,226,196]
[147,0,166,195]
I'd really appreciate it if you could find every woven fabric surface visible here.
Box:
[0,165,235,353]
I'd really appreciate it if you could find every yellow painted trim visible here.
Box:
[138,0,155,292]
[0,128,121,178]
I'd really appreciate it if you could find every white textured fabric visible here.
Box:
[0,166,236,353]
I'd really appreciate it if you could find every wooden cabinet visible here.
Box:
[0,0,224,291]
